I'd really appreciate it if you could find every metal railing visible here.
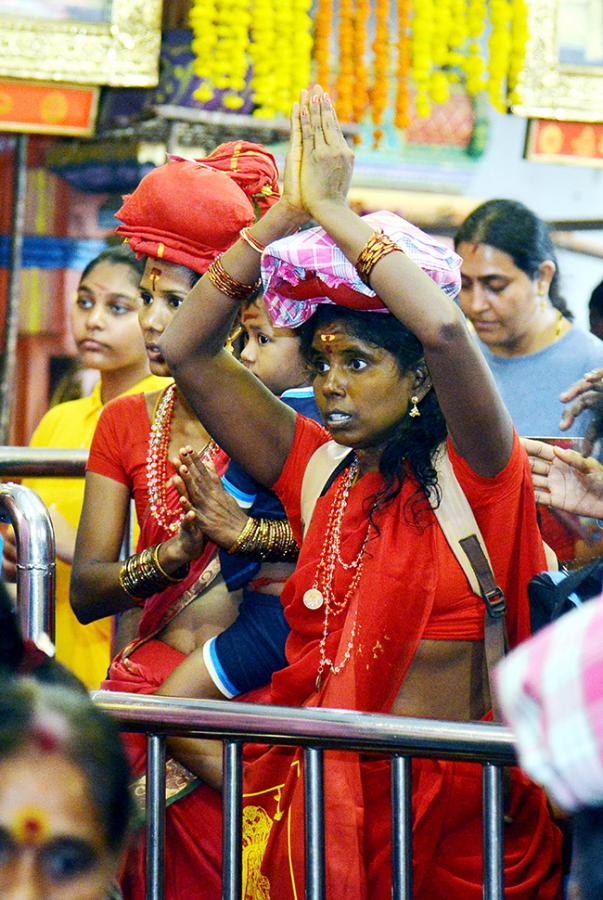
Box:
[95,690,516,900]
[0,446,88,478]
[0,482,55,641]
[1,449,515,899]
[0,446,135,597]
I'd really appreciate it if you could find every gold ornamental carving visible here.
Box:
[0,0,162,87]
[513,0,603,122]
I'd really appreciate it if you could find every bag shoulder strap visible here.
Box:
[300,440,354,537]
[300,440,510,714]
[431,446,508,717]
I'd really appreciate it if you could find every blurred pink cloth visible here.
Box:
[261,210,462,328]
[495,593,603,811]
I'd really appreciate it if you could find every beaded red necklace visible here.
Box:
[301,458,372,692]
[146,383,218,534]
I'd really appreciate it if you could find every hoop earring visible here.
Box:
[409,396,421,418]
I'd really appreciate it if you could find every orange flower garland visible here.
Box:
[371,0,390,145]
[314,0,333,91]
[352,0,371,129]
[335,0,354,122]
[394,0,412,129]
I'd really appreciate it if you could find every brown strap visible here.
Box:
[459,534,508,721]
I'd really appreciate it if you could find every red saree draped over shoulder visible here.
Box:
[238,415,562,899]
[88,392,230,899]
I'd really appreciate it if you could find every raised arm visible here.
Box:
[297,92,512,476]
[161,107,310,489]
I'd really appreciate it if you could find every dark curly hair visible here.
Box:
[298,305,447,525]
[454,198,573,321]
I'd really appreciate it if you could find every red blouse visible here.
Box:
[271,414,546,713]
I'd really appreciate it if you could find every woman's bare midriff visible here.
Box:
[156,576,242,656]
[391,638,491,722]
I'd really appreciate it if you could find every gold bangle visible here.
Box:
[207,256,261,302]
[355,231,402,287]
[239,227,266,255]
[151,544,189,583]
[118,544,181,600]
[228,517,299,561]
[228,516,257,554]
[118,564,146,606]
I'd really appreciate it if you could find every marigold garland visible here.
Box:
[352,0,371,131]
[464,0,488,95]
[371,0,390,145]
[249,0,276,117]
[335,0,355,123]
[290,0,314,102]
[314,0,333,91]
[487,0,512,111]
[507,0,528,104]
[189,0,531,129]
[410,0,433,118]
[394,0,412,130]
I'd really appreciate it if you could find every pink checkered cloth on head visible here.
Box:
[495,593,603,812]
[261,210,462,328]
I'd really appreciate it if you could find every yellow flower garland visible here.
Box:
[190,0,312,118]
[410,0,434,117]
[507,0,528,104]
[188,0,531,126]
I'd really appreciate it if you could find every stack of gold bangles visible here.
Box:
[355,231,402,287]
[118,544,189,603]
[228,517,299,562]
[207,256,261,301]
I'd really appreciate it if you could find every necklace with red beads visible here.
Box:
[146,383,218,533]
[301,458,372,692]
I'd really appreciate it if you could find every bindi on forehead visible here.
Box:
[11,805,51,845]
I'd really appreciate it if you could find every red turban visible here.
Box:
[115,140,280,275]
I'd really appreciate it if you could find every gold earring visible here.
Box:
[409,395,421,418]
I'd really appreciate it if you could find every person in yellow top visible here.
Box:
[2,245,170,687]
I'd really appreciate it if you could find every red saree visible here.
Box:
[89,392,230,899]
[237,416,562,899]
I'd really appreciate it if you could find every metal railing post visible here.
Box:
[304,746,325,899]
[146,734,166,900]
[222,740,243,900]
[0,482,55,642]
[391,755,413,899]
[483,763,505,900]
[94,693,518,899]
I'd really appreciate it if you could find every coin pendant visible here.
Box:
[303,588,324,610]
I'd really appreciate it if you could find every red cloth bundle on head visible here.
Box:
[115,140,280,275]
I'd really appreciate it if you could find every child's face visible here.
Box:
[239,299,309,395]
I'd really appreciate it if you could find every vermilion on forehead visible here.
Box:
[141,259,191,293]
[241,301,273,333]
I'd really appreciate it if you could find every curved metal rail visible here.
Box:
[0,482,55,641]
